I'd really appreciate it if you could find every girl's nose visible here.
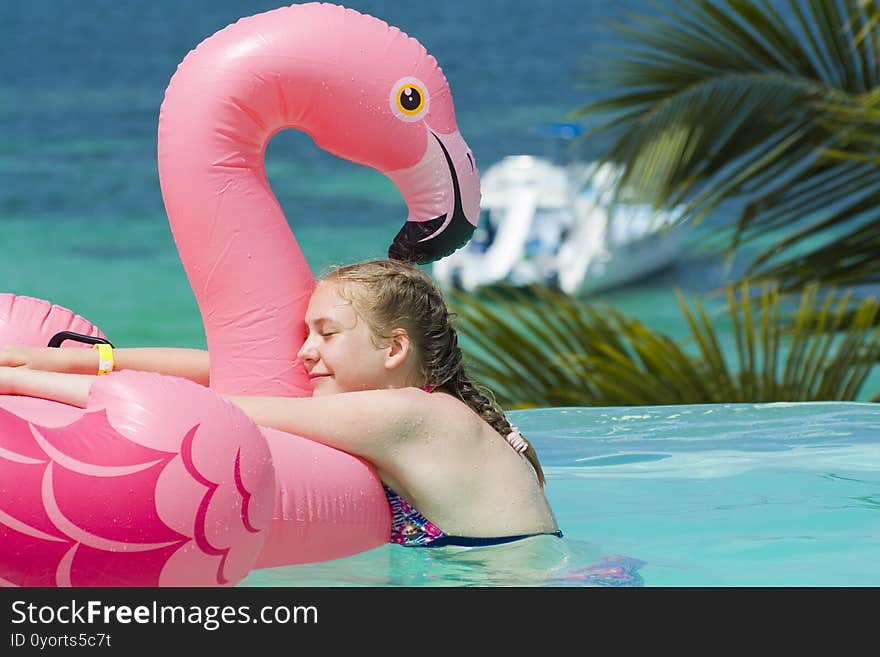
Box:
[297,336,318,363]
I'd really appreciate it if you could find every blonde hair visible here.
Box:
[324,259,547,486]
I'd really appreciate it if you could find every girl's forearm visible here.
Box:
[0,346,210,385]
[113,348,210,385]
[3,367,93,408]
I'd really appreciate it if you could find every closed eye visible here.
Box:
[305,317,344,339]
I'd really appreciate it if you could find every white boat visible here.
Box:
[432,154,686,296]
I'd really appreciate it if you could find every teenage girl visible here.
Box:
[0,259,560,547]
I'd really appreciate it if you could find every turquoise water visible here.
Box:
[242,402,880,587]
[3,2,879,587]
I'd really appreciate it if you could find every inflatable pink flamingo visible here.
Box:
[0,3,480,587]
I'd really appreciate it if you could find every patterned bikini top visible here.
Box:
[384,485,446,547]
[382,485,563,548]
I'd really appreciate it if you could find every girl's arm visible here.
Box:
[226,387,439,465]
[0,363,438,466]
[0,346,210,385]
[0,366,93,408]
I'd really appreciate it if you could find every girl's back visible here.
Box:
[376,390,559,540]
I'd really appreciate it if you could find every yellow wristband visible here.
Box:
[95,343,114,375]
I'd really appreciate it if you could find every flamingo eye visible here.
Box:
[390,77,429,122]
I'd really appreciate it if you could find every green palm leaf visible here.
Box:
[573,0,880,289]
[449,282,880,408]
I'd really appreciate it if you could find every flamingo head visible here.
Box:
[296,6,481,264]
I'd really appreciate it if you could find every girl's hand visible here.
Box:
[0,345,29,367]
[0,345,96,374]
[0,345,49,368]
[0,365,92,407]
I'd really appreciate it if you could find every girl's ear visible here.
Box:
[384,328,411,372]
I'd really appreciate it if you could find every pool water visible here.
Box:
[240,402,880,587]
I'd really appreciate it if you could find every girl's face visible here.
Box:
[297,281,391,396]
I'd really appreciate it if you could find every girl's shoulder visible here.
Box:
[383,387,482,434]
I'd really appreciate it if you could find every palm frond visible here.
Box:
[449,282,880,407]
[574,0,880,289]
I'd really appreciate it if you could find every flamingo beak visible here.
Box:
[388,131,480,264]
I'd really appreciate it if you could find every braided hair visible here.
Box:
[324,259,547,486]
